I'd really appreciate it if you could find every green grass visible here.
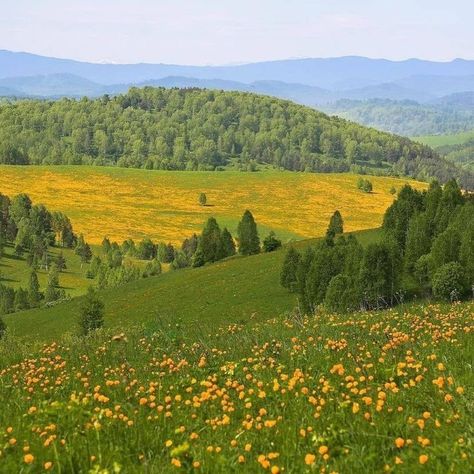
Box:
[0,300,472,472]
[0,243,91,298]
[412,129,474,148]
[3,229,382,342]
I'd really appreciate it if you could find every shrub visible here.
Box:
[263,231,282,253]
[432,262,467,301]
[0,316,6,340]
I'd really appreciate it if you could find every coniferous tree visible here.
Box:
[79,287,105,336]
[220,228,236,257]
[28,270,41,307]
[237,210,260,256]
[280,247,301,292]
[14,287,29,311]
[198,218,224,263]
[56,252,67,272]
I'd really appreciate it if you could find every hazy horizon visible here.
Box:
[1,0,471,65]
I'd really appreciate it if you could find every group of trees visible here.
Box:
[281,181,474,314]
[0,193,77,314]
[1,87,472,188]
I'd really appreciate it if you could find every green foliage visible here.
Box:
[0,316,5,339]
[220,228,236,257]
[237,210,260,256]
[79,287,105,336]
[28,270,40,307]
[262,231,282,253]
[1,87,471,187]
[357,178,373,193]
[143,259,162,278]
[280,247,301,292]
[432,262,467,301]
[324,274,359,313]
[326,210,344,237]
[198,193,207,206]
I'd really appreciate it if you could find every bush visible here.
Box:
[357,178,373,193]
[263,231,282,253]
[432,262,467,301]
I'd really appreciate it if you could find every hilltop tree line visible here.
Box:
[0,87,472,188]
[281,180,474,313]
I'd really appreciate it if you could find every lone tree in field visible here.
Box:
[199,193,207,206]
[237,210,260,256]
[357,178,373,193]
[327,210,344,238]
[79,287,105,336]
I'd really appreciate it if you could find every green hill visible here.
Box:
[0,87,472,188]
[3,229,381,342]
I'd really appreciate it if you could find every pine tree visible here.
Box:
[280,247,301,292]
[14,287,29,311]
[199,218,224,263]
[220,228,236,257]
[28,270,41,307]
[79,287,105,336]
[237,210,260,256]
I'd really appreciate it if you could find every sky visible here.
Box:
[0,0,472,65]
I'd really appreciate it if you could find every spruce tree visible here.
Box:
[237,210,260,256]
[280,247,301,292]
[79,287,105,336]
[14,287,29,311]
[199,218,224,263]
[28,270,41,307]
[220,228,236,257]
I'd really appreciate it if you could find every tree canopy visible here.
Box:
[0,88,471,188]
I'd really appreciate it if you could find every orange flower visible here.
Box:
[24,454,35,464]
[395,438,405,449]
[305,453,316,465]
[419,454,428,464]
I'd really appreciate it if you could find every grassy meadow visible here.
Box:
[0,166,425,245]
[0,301,472,473]
[3,229,381,343]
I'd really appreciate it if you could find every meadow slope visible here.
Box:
[0,166,426,244]
[0,301,472,472]
[3,229,381,342]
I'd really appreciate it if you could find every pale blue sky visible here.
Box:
[1,0,471,64]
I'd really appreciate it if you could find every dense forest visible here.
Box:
[281,180,474,313]
[0,87,472,188]
[322,99,474,137]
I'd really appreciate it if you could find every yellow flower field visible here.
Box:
[0,166,427,244]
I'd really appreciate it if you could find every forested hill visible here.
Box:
[0,87,472,188]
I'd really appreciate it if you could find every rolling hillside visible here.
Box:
[1,88,472,188]
[3,228,381,342]
[0,166,426,244]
